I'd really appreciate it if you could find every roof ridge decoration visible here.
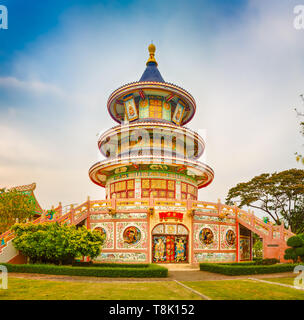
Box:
[146,43,158,66]
[108,81,194,100]
[8,182,36,192]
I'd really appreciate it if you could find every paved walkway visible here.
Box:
[8,271,295,283]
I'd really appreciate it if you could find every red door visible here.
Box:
[166,236,175,263]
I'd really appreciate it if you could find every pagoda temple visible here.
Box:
[85,44,291,264]
[0,45,293,265]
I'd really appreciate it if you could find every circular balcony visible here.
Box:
[98,122,205,160]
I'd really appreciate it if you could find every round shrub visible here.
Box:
[295,247,304,257]
[284,250,298,262]
[12,222,105,264]
[287,236,304,248]
[285,247,294,255]
[298,234,304,242]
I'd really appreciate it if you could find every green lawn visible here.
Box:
[0,278,201,300]
[1,277,304,300]
[263,277,297,286]
[183,279,304,300]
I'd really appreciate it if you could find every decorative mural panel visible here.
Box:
[194,214,235,223]
[162,101,171,121]
[153,236,166,262]
[194,215,218,221]
[90,212,146,220]
[199,228,214,245]
[155,206,187,212]
[240,236,251,260]
[139,98,149,118]
[152,224,165,234]
[172,101,185,125]
[130,213,148,219]
[96,252,147,262]
[152,223,189,235]
[108,171,196,185]
[113,213,147,219]
[177,224,189,235]
[116,222,148,249]
[123,226,141,245]
[91,222,114,249]
[194,252,236,263]
[195,208,218,214]
[124,96,138,121]
[164,224,177,234]
[220,226,236,250]
[117,204,149,211]
[90,214,112,220]
[193,223,219,250]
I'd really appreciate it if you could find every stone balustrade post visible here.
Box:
[70,204,74,225]
[58,202,62,217]
[87,196,91,228]
[111,198,116,211]
[217,198,222,216]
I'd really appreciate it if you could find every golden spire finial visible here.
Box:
[146,43,158,66]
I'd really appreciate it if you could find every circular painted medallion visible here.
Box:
[226,230,236,246]
[94,227,107,239]
[199,228,214,245]
[123,226,141,245]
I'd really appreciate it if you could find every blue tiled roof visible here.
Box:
[139,62,165,82]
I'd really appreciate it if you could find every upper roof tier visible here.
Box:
[139,62,165,82]
[107,44,196,126]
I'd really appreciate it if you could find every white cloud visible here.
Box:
[0,76,65,97]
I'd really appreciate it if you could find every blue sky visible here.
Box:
[0,0,303,216]
[0,0,246,71]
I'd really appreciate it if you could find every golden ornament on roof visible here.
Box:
[146,43,158,66]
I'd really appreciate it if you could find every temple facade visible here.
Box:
[86,45,292,264]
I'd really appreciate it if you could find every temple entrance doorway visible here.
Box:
[239,225,252,261]
[151,223,189,263]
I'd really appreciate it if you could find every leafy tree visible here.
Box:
[284,234,304,263]
[225,169,304,233]
[253,239,263,259]
[12,223,105,264]
[0,188,37,234]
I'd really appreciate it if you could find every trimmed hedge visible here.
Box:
[254,258,279,265]
[214,261,256,266]
[1,263,168,278]
[72,261,149,268]
[200,262,299,275]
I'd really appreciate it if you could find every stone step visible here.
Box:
[156,263,200,271]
